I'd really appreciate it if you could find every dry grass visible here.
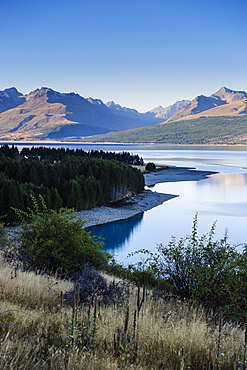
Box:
[0,263,72,310]
[0,261,245,369]
[131,165,147,172]
[131,165,170,173]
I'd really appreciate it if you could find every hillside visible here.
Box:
[0,87,187,140]
[79,116,247,145]
[0,260,244,369]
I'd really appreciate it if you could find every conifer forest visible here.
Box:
[0,145,144,224]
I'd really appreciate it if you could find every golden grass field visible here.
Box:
[0,258,246,370]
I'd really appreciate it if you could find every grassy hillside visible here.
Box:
[0,261,245,369]
[76,116,247,144]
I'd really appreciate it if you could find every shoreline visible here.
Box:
[144,166,217,186]
[77,190,177,228]
[77,166,216,228]
[1,140,247,148]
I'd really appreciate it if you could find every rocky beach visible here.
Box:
[77,166,216,228]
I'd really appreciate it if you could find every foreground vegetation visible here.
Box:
[78,115,247,144]
[1,207,247,368]
[0,262,246,369]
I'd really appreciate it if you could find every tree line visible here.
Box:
[0,145,144,224]
[0,144,144,165]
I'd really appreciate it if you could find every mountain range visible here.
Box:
[78,87,247,145]
[0,86,246,142]
[0,87,188,140]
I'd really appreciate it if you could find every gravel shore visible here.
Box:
[77,190,177,228]
[77,166,216,228]
[144,166,217,186]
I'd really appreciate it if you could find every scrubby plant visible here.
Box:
[64,263,128,307]
[130,214,247,323]
[11,195,112,275]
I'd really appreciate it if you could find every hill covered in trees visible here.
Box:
[79,116,247,144]
[0,145,144,224]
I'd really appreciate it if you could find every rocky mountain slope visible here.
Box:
[166,87,247,122]
[148,100,190,120]
[0,87,188,140]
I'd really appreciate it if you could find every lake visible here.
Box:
[2,142,247,264]
[86,145,247,263]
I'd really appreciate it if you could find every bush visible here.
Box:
[12,196,112,275]
[64,263,128,306]
[145,162,156,172]
[131,215,246,322]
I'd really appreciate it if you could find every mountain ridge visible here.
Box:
[167,87,247,122]
[0,87,189,140]
[0,86,246,142]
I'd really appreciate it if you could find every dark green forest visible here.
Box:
[0,145,144,165]
[0,145,144,224]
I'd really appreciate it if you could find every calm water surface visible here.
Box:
[87,146,247,263]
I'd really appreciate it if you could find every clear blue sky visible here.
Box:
[1,0,247,112]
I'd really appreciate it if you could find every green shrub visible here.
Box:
[13,196,112,275]
[131,214,247,322]
[145,162,156,172]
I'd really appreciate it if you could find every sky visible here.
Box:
[1,0,247,112]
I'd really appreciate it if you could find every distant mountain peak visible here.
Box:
[0,87,22,98]
[0,87,25,113]
[87,97,105,106]
[217,86,233,93]
[149,105,165,114]
[210,86,247,103]
[166,87,247,122]
[149,100,190,120]
[106,101,140,115]
[29,87,50,94]
[27,87,51,98]
[106,101,116,107]
[106,101,125,109]
[151,105,164,110]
